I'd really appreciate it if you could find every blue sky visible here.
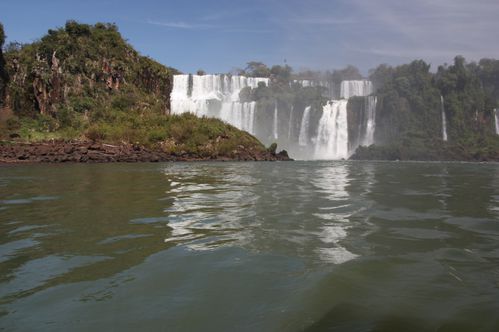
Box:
[1,0,498,75]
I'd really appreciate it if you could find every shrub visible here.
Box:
[6,118,21,130]
[267,142,277,154]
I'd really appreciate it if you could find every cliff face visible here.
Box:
[3,21,176,119]
[0,23,9,120]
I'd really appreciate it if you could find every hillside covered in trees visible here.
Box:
[352,57,499,160]
[0,21,288,161]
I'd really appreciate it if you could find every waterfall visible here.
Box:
[362,96,377,146]
[219,101,256,135]
[171,74,269,133]
[441,95,448,141]
[494,109,499,135]
[314,100,349,160]
[247,102,256,135]
[298,106,311,146]
[299,80,311,87]
[273,103,278,140]
[293,80,334,98]
[171,74,377,160]
[288,105,294,140]
[340,80,373,99]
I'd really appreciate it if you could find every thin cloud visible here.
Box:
[146,18,270,33]
[146,19,214,30]
[354,47,467,59]
[349,0,499,43]
[289,17,356,25]
[221,28,273,33]
[201,8,253,21]
[265,0,499,73]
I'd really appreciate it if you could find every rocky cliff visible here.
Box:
[3,21,175,119]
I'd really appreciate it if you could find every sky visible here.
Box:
[1,0,498,75]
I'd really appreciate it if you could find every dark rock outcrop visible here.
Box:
[0,140,292,163]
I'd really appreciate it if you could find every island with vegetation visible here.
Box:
[0,21,290,162]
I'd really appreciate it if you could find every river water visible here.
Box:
[1,161,499,331]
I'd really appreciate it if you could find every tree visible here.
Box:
[64,20,91,37]
[369,64,394,90]
[0,22,5,46]
[270,65,292,83]
[244,61,270,77]
[330,65,363,84]
[0,22,9,107]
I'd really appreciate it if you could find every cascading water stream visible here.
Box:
[171,75,376,160]
[441,95,448,141]
[273,103,278,140]
[172,74,267,113]
[287,106,294,140]
[171,74,269,136]
[314,100,349,160]
[298,106,311,146]
[362,96,377,146]
[340,80,373,99]
[494,109,499,135]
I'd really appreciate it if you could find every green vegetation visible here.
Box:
[352,56,499,161]
[0,23,8,110]
[0,21,272,157]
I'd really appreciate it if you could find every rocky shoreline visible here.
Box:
[0,141,292,163]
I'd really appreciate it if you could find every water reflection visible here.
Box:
[2,162,499,331]
[311,164,358,264]
[160,163,259,251]
[157,162,371,265]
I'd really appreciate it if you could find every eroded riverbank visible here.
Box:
[0,140,291,163]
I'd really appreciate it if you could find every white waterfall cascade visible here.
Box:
[171,74,269,135]
[314,100,349,160]
[287,105,294,139]
[293,80,330,88]
[494,109,499,135]
[273,103,279,140]
[220,101,257,135]
[361,96,377,146]
[171,74,376,160]
[298,106,312,146]
[293,80,335,98]
[293,80,312,87]
[340,80,373,99]
[313,81,375,159]
[441,95,448,141]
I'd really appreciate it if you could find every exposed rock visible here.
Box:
[0,140,293,163]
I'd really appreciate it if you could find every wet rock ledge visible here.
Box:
[0,141,292,163]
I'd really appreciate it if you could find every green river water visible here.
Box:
[1,161,499,331]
